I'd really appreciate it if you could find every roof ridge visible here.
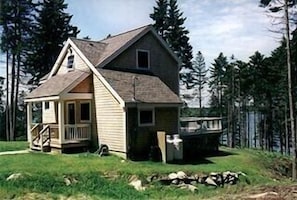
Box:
[70,37,102,43]
[100,24,152,41]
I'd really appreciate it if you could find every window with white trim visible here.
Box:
[136,49,150,69]
[67,55,74,69]
[80,102,90,122]
[138,108,155,126]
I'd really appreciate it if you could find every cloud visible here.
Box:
[65,0,279,65]
[177,0,279,65]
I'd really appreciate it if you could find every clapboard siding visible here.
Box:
[42,101,56,123]
[57,47,90,75]
[93,75,126,153]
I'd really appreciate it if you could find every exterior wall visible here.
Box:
[105,32,179,95]
[127,106,179,160]
[42,101,56,123]
[93,75,126,153]
[56,47,90,75]
[70,75,93,93]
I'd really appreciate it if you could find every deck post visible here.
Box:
[58,101,65,145]
[27,102,33,148]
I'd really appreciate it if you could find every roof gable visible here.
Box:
[70,25,180,69]
[25,70,90,100]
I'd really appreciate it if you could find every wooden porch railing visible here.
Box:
[31,124,50,151]
[65,124,91,141]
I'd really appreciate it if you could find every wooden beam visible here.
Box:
[58,101,65,144]
[27,102,33,148]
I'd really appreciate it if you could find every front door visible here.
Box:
[67,102,75,124]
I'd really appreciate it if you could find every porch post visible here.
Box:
[58,101,65,144]
[27,102,32,148]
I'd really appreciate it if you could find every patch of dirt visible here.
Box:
[209,185,297,200]
[14,193,93,200]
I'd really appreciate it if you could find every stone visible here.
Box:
[6,173,23,181]
[205,177,218,187]
[176,171,187,179]
[129,179,145,191]
[168,172,178,180]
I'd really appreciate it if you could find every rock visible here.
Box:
[64,177,71,186]
[6,173,23,181]
[179,183,198,193]
[205,177,217,187]
[187,184,198,193]
[146,174,159,183]
[129,179,145,191]
[171,179,179,185]
[168,172,178,180]
[63,175,78,186]
[176,171,187,179]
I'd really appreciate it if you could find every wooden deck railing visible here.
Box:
[65,124,91,141]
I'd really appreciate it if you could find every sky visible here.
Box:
[64,0,280,66]
[0,0,282,103]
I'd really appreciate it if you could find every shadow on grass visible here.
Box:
[168,150,237,165]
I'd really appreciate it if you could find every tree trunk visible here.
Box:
[9,54,16,141]
[5,51,10,141]
[284,0,296,181]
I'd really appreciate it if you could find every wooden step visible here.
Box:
[31,145,41,151]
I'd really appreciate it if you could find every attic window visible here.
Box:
[67,55,74,69]
[137,50,150,69]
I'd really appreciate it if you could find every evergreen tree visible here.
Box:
[208,53,228,117]
[150,0,168,38]
[25,0,79,85]
[150,0,193,84]
[0,0,35,140]
[260,0,297,180]
[190,51,207,112]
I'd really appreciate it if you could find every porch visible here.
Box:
[30,123,91,151]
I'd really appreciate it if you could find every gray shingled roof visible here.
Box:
[98,69,182,104]
[71,25,150,67]
[26,70,89,99]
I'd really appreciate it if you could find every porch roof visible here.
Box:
[25,70,90,100]
[98,69,182,105]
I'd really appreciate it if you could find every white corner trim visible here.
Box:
[48,39,72,79]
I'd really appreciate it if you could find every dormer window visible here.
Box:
[136,49,150,69]
[67,55,74,70]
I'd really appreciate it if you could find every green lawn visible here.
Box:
[0,146,292,199]
[0,141,28,152]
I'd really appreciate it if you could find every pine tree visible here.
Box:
[0,0,35,140]
[150,0,168,38]
[190,51,207,112]
[260,0,297,181]
[150,0,193,84]
[209,53,228,117]
[25,0,79,85]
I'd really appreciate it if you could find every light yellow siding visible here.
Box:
[57,47,90,75]
[42,101,56,123]
[93,75,126,153]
